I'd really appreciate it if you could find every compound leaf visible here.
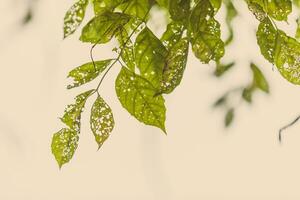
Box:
[67,60,113,89]
[115,67,166,133]
[64,0,89,39]
[90,96,115,149]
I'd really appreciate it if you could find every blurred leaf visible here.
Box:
[225,108,234,127]
[250,63,269,93]
[214,62,235,77]
[242,87,253,103]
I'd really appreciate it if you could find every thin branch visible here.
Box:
[279,115,300,143]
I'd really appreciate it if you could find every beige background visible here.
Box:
[1,0,300,199]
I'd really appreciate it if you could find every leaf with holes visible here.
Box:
[90,96,115,149]
[189,0,224,63]
[115,67,166,133]
[64,0,89,39]
[67,60,113,89]
[161,38,189,94]
[61,90,94,131]
[51,128,79,168]
[135,27,168,88]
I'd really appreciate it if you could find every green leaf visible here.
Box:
[63,0,89,39]
[161,21,184,50]
[214,62,235,77]
[225,108,234,127]
[250,63,269,93]
[51,128,79,168]
[213,95,227,107]
[135,27,168,88]
[115,67,166,133]
[248,0,292,21]
[257,18,300,85]
[209,0,222,11]
[119,0,150,19]
[67,60,113,89]
[169,0,190,22]
[189,0,225,63]
[242,87,253,103]
[161,38,189,94]
[90,96,114,149]
[224,0,238,45]
[248,1,268,22]
[116,29,135,71]
[80,11,130,44]
[61,90,94,131]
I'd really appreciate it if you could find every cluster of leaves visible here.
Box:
[214,63,269,127]
[52,0,300,168]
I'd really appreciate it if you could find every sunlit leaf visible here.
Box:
[135,27,168,88]
[115,67,166,132]
[161,38,189,94]
[90,96,114,149]
[119,0,150,19]
[189,0,225,63]
[161,21,184,50]
[51,128,79,168]
[67,60,113,89]
[64,0,89,39]
[61,90,94,131]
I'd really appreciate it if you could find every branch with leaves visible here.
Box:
[52,0,300,168]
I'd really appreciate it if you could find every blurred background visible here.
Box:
[2,0,300,199]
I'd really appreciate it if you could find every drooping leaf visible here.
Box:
[250,63,269,93]
[115,67,166,132]
[213,95,227,107]
[116,29,136,71]
[67,60,113,89]
[90,96,115,149]
[225,108,234,127]
[169,0,190,22]
[161,38,189,94]
[257,18,300,85]
[189,0,225,63]
[135,27,168,88]
[51,128,79,168]
[61,90,94,131]
[161,21,184,50]
[64,0,89,39]
[80,11,130,44]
